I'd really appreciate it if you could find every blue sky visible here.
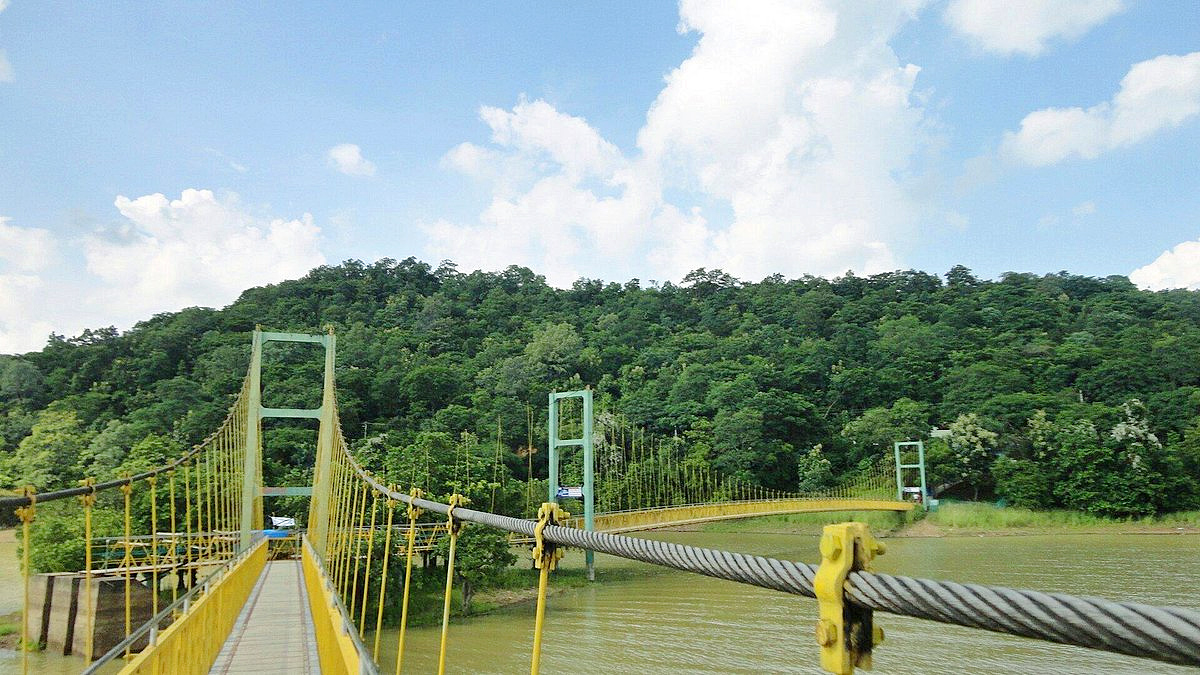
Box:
[0,1,1198,352]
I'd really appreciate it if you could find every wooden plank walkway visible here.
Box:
[209,560,320,674]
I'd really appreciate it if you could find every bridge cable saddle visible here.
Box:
[814,522,886,675]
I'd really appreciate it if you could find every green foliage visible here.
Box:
[0,359,46,404]
[945,413,999,499]
[4,259,1200,519]
[993,402,1181,517]
[991,456,1053,509]
[795,444,834,492]
[443,526,518,613]
[840,398,931,468]
[20,503,123,573]
[2,406,90,490]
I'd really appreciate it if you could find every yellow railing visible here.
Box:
[302,534,368,675]
[118,538,267,675]
[581,498,914,533]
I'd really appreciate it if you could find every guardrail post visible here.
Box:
[530,501,569,674]
[813,522,885,674]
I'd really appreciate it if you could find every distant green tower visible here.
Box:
[893,440,928,510]
[547,389,595,580]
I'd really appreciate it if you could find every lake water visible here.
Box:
[2,528,1198,673]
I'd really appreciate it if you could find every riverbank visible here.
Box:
[695,503,1200,538]
[0,612,18,650]
[904,502,1200,537]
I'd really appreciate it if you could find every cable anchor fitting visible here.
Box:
[446,493,468,536]
[813,522,886,674]
[78,477,96,509]
[532,502,570,571]
[14,486,36,524]
[407,487,425,521]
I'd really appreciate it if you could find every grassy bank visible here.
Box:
[694,503,1200,538]
[920,502,1200,534]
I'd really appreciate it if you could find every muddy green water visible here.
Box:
[3,529,1199,674]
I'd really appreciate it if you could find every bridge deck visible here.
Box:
[209,560,319,675]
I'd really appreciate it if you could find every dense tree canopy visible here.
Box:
[2,258,1198,517]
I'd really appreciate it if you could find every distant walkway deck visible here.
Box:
[209,560,319,674]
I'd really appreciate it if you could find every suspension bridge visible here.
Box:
[3,328,1198,675]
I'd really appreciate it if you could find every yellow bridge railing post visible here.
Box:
[437,493,468,675]
[394,487,424,675]
[357,490,378,638]
[166,469,177,609]
[16,486,35,675]
[530,501,568,675]
[813,522,885,674]
[148,475,158,618]
[120,476,133,660]
[372,490,396,662]
[78,478,96,662]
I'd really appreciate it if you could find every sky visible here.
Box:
[0,0,1198,353]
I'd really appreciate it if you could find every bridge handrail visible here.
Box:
[301,534,379,675]
[82,534,268,674]
[340,452,1200,668]
[587,494,902,517]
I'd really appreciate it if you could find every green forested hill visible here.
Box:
[2,258,1199,517]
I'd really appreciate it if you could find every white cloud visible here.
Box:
[0,274,55,354]
[86,188,325,318]
[1001,52,1200,166]
[944,0,1123,57]
[327,143,376,176]
[0,217,58,353]
[202,148,249,173]
[1072,201,1096,217]
[1037,214,1059,228]
[0,1,12,83]
[0,217,56,272]
[0,191,327,354]
[428,0,931,285]
[1130,239,1200,291]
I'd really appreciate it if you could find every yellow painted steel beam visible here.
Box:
[119,539,268,675]
[302,534,363,675]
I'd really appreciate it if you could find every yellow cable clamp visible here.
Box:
[532,502,569,571]
[446,493,468,534]
[15,485,36,524]
[407,486,425,521]
[813,522,886,674]
[77,477,96,508]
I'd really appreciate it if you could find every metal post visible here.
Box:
[893,441,929,511]
[547,389,595,580]
[309,328,337,554]
[547,399,559,505]
[917,441,928,508]
[243,327,336,552]
[239,329,263,550]
[893,443,903,502]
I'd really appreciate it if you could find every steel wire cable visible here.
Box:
[343,456,1200,668]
